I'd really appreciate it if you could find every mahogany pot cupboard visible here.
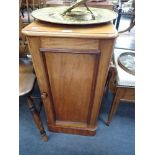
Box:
[22,21,118,136]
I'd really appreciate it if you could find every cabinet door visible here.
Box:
[40,48,100,128]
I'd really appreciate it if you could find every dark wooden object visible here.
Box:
[22,21,118,136]
[106,63,135,126]
[20,0,46,24]
[19,59,48,141]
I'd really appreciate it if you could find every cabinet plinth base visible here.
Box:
[48,124,97,136]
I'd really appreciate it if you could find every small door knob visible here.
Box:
[41,92,48,99]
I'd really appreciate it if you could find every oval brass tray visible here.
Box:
[31,6,117,25]
[118,52,135,75]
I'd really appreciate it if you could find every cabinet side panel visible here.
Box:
[89,39,116,127]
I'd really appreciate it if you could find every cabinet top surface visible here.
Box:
[22,21,118,39]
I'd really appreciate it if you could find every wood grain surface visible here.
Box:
[24,21,118,135]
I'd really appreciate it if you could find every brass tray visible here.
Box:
[118,52,135,75]
[31,6,117,25]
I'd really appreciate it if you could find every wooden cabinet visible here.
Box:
[22,21,118,136]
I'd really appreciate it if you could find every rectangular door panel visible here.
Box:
[41,49,100,124]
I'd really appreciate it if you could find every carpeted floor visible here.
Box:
[19,83,135,155]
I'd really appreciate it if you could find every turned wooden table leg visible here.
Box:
[105,65,117,97]
[105,70,111,97]
[106,88,121,126]
[27,96,48,142]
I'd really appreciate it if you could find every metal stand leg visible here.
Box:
[116,8,122,30]
[84,3,95,20]
[27,96,48,142]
